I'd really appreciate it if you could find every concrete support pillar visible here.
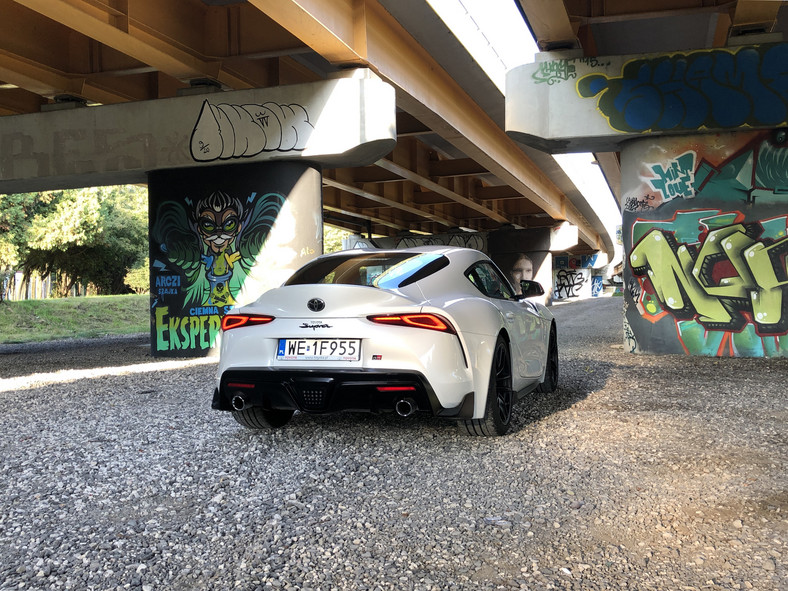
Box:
[148,161,322,357]
[488,227,554,304]
[508,43,788,355]
[621,130,788,357]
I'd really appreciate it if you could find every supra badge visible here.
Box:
[307,298,325,312]
[299,322,332,330]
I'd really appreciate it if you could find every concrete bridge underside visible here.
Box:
[0,0,621,257]
[3,0,787,255]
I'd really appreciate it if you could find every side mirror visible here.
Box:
[519,280,544,298]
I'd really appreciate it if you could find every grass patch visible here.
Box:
[0,294,149,344]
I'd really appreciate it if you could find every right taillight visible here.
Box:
[367,313,456,333]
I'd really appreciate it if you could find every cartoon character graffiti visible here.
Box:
[194,191,245,306]
[152,191,285,308]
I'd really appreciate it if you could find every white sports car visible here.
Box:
[212,246,558,436]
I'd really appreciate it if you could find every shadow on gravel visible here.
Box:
[516,361,615,425]
[0,334,187,379]
[226,358,617,440]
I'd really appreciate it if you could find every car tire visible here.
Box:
[232,408,294,429]
[459,335,513,437]
[536,323,558,394]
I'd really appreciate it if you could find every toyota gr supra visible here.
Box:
[212,246,558,436]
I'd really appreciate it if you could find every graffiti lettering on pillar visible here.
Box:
[190,101,313,162]
[591,276,604,297]
[629,210,788,354]
[624,194,658,212]
[151,191,285,352]
[623,318,637,353]
[628,277,641,302]
[554,269,586,298]
[648,151,696,202]
[532,60,577,85]
[577,44,788,133]
[554,254,597,269]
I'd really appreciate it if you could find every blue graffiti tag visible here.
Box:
[577,44,788,132]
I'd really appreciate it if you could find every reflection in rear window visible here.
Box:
[285,252,448,289]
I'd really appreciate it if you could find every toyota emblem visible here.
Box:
[307,298,325,312]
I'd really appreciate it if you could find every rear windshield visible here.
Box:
[285,252,448,289]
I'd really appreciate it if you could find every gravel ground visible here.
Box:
[0,297,785,591]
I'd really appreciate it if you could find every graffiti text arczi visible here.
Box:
[648,151,695,202]
[630,223,788,334]
[532,60,577,85]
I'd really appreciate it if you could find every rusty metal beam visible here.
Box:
[375,158,508,223]
[11,0,255,88]
[254,0,606,252]
[429,158,487,178]
[322,176,455,227]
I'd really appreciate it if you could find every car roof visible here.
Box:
[322,245,482,258]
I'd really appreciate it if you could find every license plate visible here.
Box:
[276,338,361,361]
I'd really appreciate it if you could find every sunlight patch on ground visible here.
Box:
[0,356,218,393]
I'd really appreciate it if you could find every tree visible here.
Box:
[323,224,351,253]
[0,191,61,301]
[20,185,148,296]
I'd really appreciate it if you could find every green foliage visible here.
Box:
[3,185,149,296]
[0,191,61,300]
[323,224,351,253]
[125,257,150,294]
[0,294,149,343]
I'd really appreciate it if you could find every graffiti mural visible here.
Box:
[591,275,604,297]
[622,129,788,356]
[148,162,321,357]
[552,255,597,300]
[554,269,588,299]
[190,100,313,162]
[578,44,788,133]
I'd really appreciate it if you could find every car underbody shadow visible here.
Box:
[509,359,616,433]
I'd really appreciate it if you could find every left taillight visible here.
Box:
[367,313,456,334]
[221,314,275,331]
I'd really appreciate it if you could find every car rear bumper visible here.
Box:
[213,368,475,418]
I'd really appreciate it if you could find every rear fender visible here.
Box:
[461,331,499,419]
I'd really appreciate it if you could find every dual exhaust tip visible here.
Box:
[232,393,418,417]
[395,397,417,417]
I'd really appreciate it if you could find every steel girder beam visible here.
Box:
[8,0,274,92]
[251,0,606,253]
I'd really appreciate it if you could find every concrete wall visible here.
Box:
[552,255,603,300]
[507,43,788,153]
[0,71,396,194]
[621,130,788,357]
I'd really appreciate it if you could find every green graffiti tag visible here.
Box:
[630,223,788,334]
[532,60,576,85]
